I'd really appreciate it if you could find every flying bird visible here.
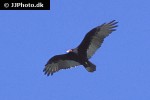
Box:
[43,20,118,76]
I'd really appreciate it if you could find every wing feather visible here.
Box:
[78,20,118,58]
[43,53,81,76]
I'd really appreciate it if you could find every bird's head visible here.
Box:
[66,48,78,54]
[66,49,73,53]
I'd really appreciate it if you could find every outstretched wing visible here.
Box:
[43,53,81,76]
[78,20,118,59]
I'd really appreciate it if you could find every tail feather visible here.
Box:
[84,61,96,72]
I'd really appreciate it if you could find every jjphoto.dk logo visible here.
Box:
[0,0,50,10]
[5,2,44,8]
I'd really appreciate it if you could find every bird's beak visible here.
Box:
[66,49,72,53]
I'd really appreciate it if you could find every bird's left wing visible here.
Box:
[78,20,118,59]
[43,53,81,76]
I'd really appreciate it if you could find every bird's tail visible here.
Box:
[84,61,96,72]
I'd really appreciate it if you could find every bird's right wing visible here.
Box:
[43,53,81,76]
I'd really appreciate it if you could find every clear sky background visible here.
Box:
[0,0,150,100]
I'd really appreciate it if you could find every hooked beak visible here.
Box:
[66,49,72,53]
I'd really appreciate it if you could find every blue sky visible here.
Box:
[0,0,150,100]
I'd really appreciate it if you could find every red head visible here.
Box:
[66,49,73,53]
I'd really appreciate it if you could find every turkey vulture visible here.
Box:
[43,20,118,76]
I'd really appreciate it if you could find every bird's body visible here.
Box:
[43,20,118,76]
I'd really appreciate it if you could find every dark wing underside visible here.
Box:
[78,20,118,59]
[43,53,80,76]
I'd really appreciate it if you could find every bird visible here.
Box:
[43,20,118,76]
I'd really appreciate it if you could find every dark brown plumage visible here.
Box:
[43,20,118,76]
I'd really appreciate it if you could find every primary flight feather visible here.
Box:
[43,20,118,76]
